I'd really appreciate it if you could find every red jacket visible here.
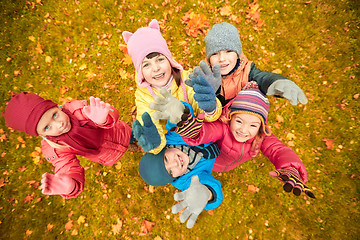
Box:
[41,100,132,199]
[183,120,308,183]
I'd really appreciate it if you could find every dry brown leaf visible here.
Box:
[19,166,28,172]
[65,219,73,231]
[322,138,334,149]
[24,193,35,203]
[140,220,155,235]
[0,178,6,188]
[181,10,209,37]
[47,223,54,231]
[112,218,122,235]
[26,230,33,237]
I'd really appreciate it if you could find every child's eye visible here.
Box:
[142,63,149,68]
[226,50,233,53]
[236,120,242,124]
[44,126,50,131]
[53,112,58,118]
[164,157,168,162]
[158,57,165,62]
[169,170,173,177]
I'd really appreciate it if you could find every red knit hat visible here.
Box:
[2,92,58,136]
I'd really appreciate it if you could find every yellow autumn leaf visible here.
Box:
[286,133,296,140]
[272,68,282,74]
[122,54,133,65]
[119,68,128,79]
[77,215,86,225]
[47,223,54,231]
[276,115,284,123]
[112,218,122,235]
[45,56,53,63]
[115,161,122,170]
[28,36,36,42]
[26,230,33,236]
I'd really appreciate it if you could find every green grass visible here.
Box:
[0,0,359,239]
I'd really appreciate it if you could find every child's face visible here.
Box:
[164,147,190,178]
[141,53,172,87]
[209,50,238,75]
[36,107,71,137]
[229,113,261,142]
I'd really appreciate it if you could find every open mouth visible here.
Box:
[153,73,165,80]
[220,64,229,69]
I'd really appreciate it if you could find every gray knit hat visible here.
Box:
[205,22,242,61]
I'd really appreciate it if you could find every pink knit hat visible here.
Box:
[122,19,183,88]
[2,92,57,136]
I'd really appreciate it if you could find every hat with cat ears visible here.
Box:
[122,19,183,88]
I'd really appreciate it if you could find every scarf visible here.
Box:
[47,108,104,155]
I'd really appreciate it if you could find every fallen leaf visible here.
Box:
[286,133,296,140]
[77,215,86,225]
[149,185,155,193]
[276,115,284,123]
[24,193,35,203]
[322,138,334,149]
[139,220,155,235]
[36,42,43,54]
[59,85,70,95]
[26,230,33,237]
[0,178,6,188]
[122,54,133,65]
[71,229,78,235]
[115,161,122,170]
[353,93,359,99]
[65,219,73,231]
[219,6,232,17]
[45,56,53,63]
[14,70,21,76]
[19,166,28,172]
[272,69,282,74]
[118,44,128,54]
[154,236,163,240]
[181,10,209,37]
[247,184,259,193]
[112,218,122,235]
[47,223,54,231]
[28,36,36,42]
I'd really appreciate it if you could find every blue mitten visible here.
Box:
[171,175,210,228]
[185,75,216,113]
[132,112,161,152]
[267,79,308,105]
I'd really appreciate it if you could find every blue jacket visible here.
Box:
[165,103,223,210]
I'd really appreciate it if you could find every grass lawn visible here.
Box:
[0,0,359,239]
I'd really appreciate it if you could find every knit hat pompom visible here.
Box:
[138,148,175,186]
[229,89,271,136]
[2,92,58,136]
[205,22,242,61]
[122,19,183,88]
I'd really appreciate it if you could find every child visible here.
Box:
[122,19,222,154]
[136,105,222,229]
[2,92,132,199]
[152,83,315,198]
[190,22,308,107]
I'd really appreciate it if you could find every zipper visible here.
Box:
[224,142,245,171]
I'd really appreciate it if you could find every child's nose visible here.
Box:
[218,52,225,61]
[152,63,160,71]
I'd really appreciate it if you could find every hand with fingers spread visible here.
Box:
[267,79,308,105]
[149,87,185,124]
[188,60,221,92]
[185,75,217,113]
[83,96,111,124]
[132,112,161,152]
[171,175,211,228]
[269,167,315,198]
[41,173,77,195]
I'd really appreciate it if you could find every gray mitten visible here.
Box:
[171,175,210,229]
[188,60,221,91]
[149,87,185,124]
[267,79,308,105]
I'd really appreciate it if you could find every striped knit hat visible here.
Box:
[229,89,271,136]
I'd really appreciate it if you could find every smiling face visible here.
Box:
[164,147,190,178]
[36,107,71,137]
[141,53,172,87]
[209,50,238,75]
[229,113,261,142]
